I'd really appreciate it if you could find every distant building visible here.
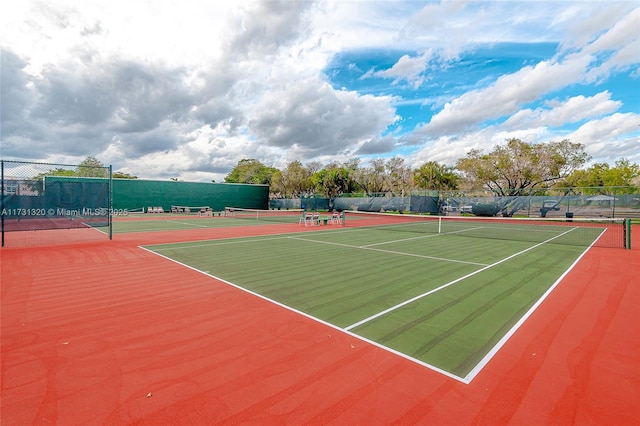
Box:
[1,177,39,196]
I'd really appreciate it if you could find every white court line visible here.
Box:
[361,226,486,248]
[286,236,488,266]
[462,226,607,383]
[150,235,290,251]
[139,244,467,383]
[142,225,351,250]
[343,226,579,331]
[93,225,109,235]
[164,220,211,228]
[112,218,213,233]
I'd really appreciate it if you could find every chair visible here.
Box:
[299,212,314,226]
[312,213,320,226]
[331,211,341,225]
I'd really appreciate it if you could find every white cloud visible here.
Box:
[584,7,640,53]
[565,112,640,163]
[248,78,397,153]
[0,0,240,72]
[373,51,433,88]
[555,2,632,49]
[503,91,621,128]
[413,52,594,137]
[582,7,640,82]
[409,124,553,169]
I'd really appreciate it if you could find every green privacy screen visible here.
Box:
[112,179,269,212]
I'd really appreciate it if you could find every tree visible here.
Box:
[352,158,386,195]
[224,159,278,185]
[305,161,323,175]
[42,168,77,177]
[385,157,413,195]
[455,138,590,196]
[560,158,639,193]
[270,160,314,197]
[343,158,361,172]
[27,168,75,194]
[76,156,109,177]
[26,157,108,194]
[310,165,354,199]
[112,172,138,179]
[414,161,459,190]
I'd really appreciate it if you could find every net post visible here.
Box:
[626,218,631,250]
[438,216,442,234]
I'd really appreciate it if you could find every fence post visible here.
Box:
[1,160,4,247]
[109,165,113,240]
[612,187,617,218]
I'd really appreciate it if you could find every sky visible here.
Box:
[1,0,639,182]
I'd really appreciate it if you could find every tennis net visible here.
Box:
[224,207,305,223]
[343,211,630,249]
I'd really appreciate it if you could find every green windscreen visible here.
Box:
[112,179,269,212]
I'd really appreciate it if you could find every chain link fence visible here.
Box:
[1,160,112,247]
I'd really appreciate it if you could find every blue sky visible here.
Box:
[1,0,638,182]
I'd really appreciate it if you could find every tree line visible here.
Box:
[225,138,640,197]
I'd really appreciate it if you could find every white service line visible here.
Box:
[287,236,488,266]
[164,220,210,228]
[360,226,485,248]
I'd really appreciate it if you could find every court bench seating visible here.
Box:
[299,211,342,226]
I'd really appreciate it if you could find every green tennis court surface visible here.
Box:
[143,222,600,382]
[112,216,290,233]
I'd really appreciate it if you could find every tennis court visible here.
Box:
[2,208,638,424]
[142,211,628,382]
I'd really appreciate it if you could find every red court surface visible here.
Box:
[1,223,639,425]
